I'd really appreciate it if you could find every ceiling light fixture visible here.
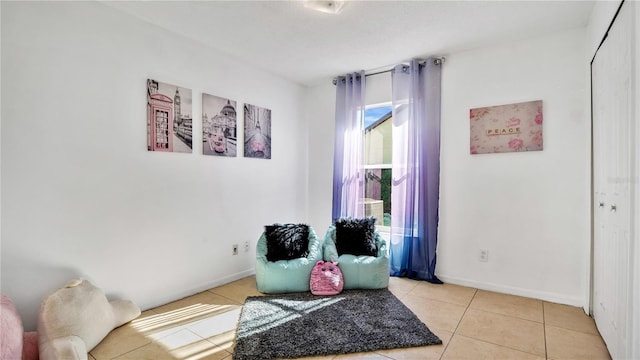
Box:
[304,0,345,15]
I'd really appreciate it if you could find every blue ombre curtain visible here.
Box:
[390,59,443,283]
[332,72,366,220]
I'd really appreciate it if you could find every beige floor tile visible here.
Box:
[388,277,419,299]
[113,334,231,360]
[91,310,156,359]
[546,325,611,360]
[113,342,178,360]
[129,297,240,355]
[183,309,240,357]
[544,301,599,335]
[230,275,257,287]
[401,294,467,332]
[376,328,453,360]
[457,309,545,356]
[90,275,613,360]
[169,338,231,360]
[147,291,241,337]
[88,354,96,360]
[470,290,543,322]
[332,352,390,359]
[187,307,241,338]
[208,280,263,303]
[206,329,236,353]
[153,291,241,314]
[408,281,476,306]
[442,335,546,360]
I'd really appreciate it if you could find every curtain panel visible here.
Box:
[332,72,366,221]
[390,59,442,283]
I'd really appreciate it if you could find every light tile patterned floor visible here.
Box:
[89,276,611,360]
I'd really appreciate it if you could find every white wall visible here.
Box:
[305,82,335,234]
[1,1,307,330]
[365,72,393,106]
[437,28,589,306]
[307,27,589,307]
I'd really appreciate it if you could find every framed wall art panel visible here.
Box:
[147,79,193,153]
[202,93,237,157]
[470,100,543,155]
[244,103,271,159]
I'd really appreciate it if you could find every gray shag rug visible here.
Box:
[232,289,442,360]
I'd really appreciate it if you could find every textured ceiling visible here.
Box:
[104,1,595,86]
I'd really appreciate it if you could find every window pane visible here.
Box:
[365,168,391,226]
[364,104,392,228]
[364,105,392,166]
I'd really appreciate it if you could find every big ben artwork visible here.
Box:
[147,79,193,153]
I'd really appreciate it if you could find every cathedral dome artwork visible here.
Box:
[220,101,236,118]
[202,93,238,157]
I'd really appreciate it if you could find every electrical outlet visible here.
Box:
[232,244,238,256]
[244,241,250,252]
[479,249,488,262]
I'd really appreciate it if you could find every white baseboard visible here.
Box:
[437,274,587,311]
[139,268,256,311]
[198,269,256,290]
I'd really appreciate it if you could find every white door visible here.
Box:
[592,1,635,359]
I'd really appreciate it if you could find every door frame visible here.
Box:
[632,3,640,359]
[589,1,639,359]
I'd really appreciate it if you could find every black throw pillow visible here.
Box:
[265,223,310,262]
[334,217,377,256]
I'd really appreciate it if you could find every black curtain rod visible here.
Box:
[332,57,445,85]
[365,68,393,77]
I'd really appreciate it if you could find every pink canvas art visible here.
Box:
[470,100,543,154]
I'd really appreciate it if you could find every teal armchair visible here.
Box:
[255,226,323,293]
[322,225,390,290]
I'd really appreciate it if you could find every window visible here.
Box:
[363,103,392,231]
